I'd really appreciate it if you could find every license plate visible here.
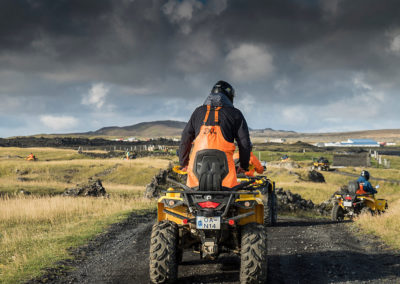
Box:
[343,201,352,207]
[196,216,221,230]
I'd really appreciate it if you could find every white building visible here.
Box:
[316,139,380,147]
[266,138,286,143]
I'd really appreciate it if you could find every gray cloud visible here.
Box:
[1,0,400,137]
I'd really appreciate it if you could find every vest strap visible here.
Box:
[203,105,211,124]
[214,107,221,123]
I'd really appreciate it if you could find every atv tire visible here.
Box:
[240,223,267,284]
[331,204,344,221]
[149,221,178,284]
[264,192,277,226]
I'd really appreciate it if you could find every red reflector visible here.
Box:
[345,196,352,200]
[198,201,221,208]
[228,219,235,226]
[182,219,188,224]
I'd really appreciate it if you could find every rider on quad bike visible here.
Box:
[357,170,377,195]
[179,80,251,186]
[331,170,387,221]
[149,81,269,284]
[26,153,37,161]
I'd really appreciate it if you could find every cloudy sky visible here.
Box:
[1,0,400,137]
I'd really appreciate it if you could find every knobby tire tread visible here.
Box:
[149,221,178,284]
[240,223,267,284]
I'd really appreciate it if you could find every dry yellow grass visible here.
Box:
[0,195,155,283]
[356,199,400,249]
[0,147,174,283]
[0,155,173,195]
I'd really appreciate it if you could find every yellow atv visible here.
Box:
[332,181,388,221]
[311,157,330,171]
[149,149,273,284]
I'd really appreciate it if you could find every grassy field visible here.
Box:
[1,146,399,282]
[0,147,175,283]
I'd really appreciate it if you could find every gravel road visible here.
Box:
[32,213,400,284]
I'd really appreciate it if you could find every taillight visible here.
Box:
[345,196,352,200]
[198,201,221,208]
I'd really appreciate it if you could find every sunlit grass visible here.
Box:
[356,199,400,249]
[0,147,172,283]
[0,195,155,283]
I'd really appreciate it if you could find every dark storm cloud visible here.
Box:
[1,0,400,136]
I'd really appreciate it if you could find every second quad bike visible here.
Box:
[237,175,277,226]
[311,157,330,171]
[149,149,275,284]
[331,181,388,221]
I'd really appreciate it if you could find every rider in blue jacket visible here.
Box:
[357,170,377,194]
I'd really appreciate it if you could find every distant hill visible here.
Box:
[82,120,187,137]
[250,128,297,137]
[82,120,298,138]
[68,121,400,143]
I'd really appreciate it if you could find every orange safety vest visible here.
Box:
[356,183,368,195]
[187,105,238,188]
[233,152,264,177]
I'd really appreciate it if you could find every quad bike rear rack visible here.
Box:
[162,177,265,224]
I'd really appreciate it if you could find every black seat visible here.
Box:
[193,149,229,191]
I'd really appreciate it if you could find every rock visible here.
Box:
[144,163,187,198]
[17,177,30,182]
[308,170,325,183]
[15,169,29,175]
[63,179,108,197]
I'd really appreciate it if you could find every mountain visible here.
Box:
[84,120,297,138]
[83,120,187,137]
[76,120,400,142]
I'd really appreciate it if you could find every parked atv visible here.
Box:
[149,149,272,284]
[311,157,330,171]
[26,155,37,161]
[332,181,388,221]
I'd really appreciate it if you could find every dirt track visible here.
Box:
[31,213,400,284]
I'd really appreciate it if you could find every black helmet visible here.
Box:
[211,80,235,103]
[361,170,370,181]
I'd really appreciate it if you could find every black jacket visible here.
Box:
[179,93,251,170]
